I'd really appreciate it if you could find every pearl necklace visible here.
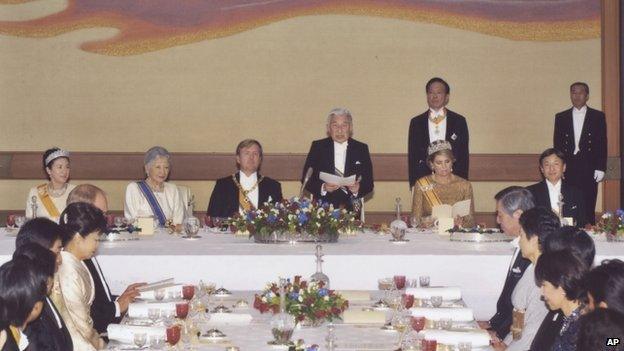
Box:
[48,183,68,197]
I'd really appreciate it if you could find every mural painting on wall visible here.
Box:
[0,0,600,56]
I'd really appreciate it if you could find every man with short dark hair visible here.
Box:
[408,77,469,187]
[553,82,607,224]
[207,139,283,217]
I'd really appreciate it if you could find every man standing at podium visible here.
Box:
[408,77,469,187]
[301,108,374,214]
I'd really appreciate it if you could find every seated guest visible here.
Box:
[53,203,107,351]
[67,184,144,335]
[482,187,534,341]
[411,140,474,227]
[577,309,624,351]
[301,108,374,213]
[530,226,596,351]
[586,259,624,314]
[25,147,76,222]
[125,146,184,229]
[526,148,586,227]
[535,250,590,351]
[208,139,283,218]
[0,257,49,351]
[15,219,72,351]
[497,207,560,351]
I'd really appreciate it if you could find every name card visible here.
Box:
[136,217,154,235]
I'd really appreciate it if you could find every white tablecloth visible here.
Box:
[1,228,622,320]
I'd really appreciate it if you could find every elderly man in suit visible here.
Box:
[207,139,283,217]
[408,77,469,187]
[554,82,607,224]
[479,187,535,343]
[302,108,374,214]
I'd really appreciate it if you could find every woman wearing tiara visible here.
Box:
[124,146,184,230]
[25,148,76,222]
[411,140,475,228]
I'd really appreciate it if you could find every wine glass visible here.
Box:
[458,341,473,351]
[148,308,161,324]
[182,285,195,300]
[402,294,415,309]
[154,288,166,301]
[410,316,426,333]
[176,302,189,319]
[166,325,181,347]
[149,335,165,349]
[114,216,124,228]
[419,275,430,288]
[14,216,26,228]
[422,339,437,351]
[133,332,147,348]
[430,296,443,308]
[183,217,200,238]
[394,275,406,290]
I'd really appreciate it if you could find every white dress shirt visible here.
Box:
[333,141,348,174]
[546,180,562,213]
[428,108,447,143]
[89,256,121,317]
[239,171,259,213]
[572,105,587,154]
[17,329,28,351]
[508,237,520,273]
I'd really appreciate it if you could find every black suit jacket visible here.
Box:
[302,137,374,211]
[83,257,121,334]
[530,310,563,351]
[24,297,73,351]
[489,249,531,339]
[526,180,587,227]
[553,106,607,175]
[207,173,283,217]
[408,109,469,186]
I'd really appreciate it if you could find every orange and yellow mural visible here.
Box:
[0,0,600,56]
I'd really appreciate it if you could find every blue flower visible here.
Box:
[331,210,340,219]
[301,200,310,209]
[246,212,256,221]
[298,212,308,225]
[267,214,277,223]
[318,288,329,297]
[616,209,624,218]
[288,292,299,300]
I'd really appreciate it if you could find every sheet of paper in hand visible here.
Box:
[319,172,357,187]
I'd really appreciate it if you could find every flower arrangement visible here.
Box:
[594,209,624,237]
[253,276,349,325]
[229,197,360,242]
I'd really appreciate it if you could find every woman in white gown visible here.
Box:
[124,146,184,230]
[25,148,76,222]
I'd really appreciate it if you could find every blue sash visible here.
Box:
[136,181,167,226]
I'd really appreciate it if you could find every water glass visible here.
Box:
[114,216,124,228]
[439,318,452,330]
[419,276,430,287]
[133,332,147,348]
[458,341,472,351]
[154,288,166,301]
[410,216,420,228]
[430,296,443,308]
[14,216,26,228]
[148,308,161,324]
[149,335,165,349]
[183,217,200,237]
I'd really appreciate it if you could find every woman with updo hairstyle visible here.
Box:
[0,257,49,351]
[124,146,184,229]
[25,147,76,222]
[52,202,106,351]
[585,259,624,315]
[411,140,474,227]
[535,250,590,351]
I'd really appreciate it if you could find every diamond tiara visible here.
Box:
[427,140,452,156]
[45,149,70,166]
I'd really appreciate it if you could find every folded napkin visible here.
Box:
[208,313,253,326]
[107,324,166,344]
[336,290,371,302]
[342,310,386,324]
[138,283,183,300]
[405,287,462,301]
[127,302,178,318]
[421,329,491,347]
[409,307,474,322]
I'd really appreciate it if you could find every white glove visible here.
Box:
[594,170,605,182]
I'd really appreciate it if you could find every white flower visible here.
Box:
[324,296,329,301]
[298,296,303,302]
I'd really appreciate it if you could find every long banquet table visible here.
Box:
[1,228,622,320]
